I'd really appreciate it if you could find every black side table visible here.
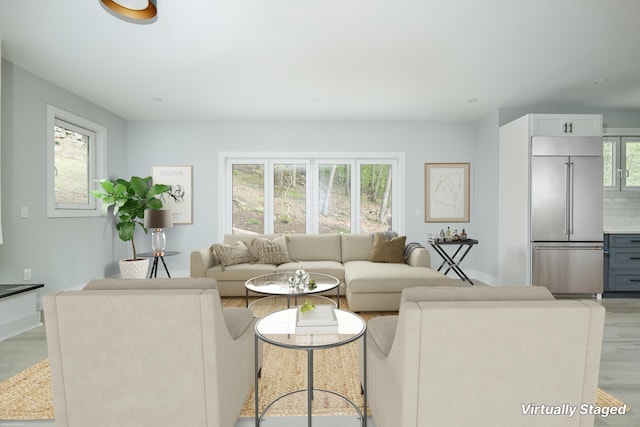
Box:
[428,239,478,284]
[137,251,180,278]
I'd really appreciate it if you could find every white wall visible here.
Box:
[7,57,640,290]
[125,120,480,277]
[472,111,500,284]
[0,60,128,300]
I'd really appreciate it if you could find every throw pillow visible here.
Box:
[252,235,292,265]
[368,233,406,263]
[211,241,257,271]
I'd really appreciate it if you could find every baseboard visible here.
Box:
[0,312,42,341]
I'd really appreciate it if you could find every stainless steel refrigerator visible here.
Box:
[530,136,604,294]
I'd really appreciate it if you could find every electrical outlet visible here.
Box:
[24,268,32,281]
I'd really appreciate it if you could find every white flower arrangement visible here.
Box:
[288,264,309,291]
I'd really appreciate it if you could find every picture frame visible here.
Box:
[424,162,470,223]
[152,165,193,224]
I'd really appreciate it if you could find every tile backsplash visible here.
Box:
[604,191,640,231]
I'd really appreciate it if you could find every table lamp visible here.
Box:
[144,209,173,256]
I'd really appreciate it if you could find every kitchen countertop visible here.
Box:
[0,283,44,299]
[604,230,640,234]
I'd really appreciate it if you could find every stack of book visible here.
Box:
[295,305,339,334]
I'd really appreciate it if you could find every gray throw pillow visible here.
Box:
[252,235,292,265]
[211,241,257,271]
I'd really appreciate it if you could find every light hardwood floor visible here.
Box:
[1,297,638,427]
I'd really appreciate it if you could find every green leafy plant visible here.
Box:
[300,299,316,313]
[92,176,171,260]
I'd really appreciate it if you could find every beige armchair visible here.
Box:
[44,278,258,427]
[362,286,605,427]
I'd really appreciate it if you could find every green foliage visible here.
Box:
[603,141,614,187]
[300,299,316,313]
[91,176,171,259]
[626,141,640,186]
[361,164,391,202]
[245,218,261,226]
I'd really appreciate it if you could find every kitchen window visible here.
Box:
[604,136,640,191]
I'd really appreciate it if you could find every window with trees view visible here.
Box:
[604,136,640,191]
[46,105,107,217]
[224,153,403,235]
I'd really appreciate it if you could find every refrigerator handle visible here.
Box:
[564,162,570,236]
[569,161,574,235]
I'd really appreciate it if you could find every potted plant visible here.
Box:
[92,176,171,278]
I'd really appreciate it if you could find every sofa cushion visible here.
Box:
[223,233,281,260]
[368,234,406,263]
[367,315,399,357]
[252,236,292,265]
[286,234,342,262]
[84,278,218,290]
[211,241,257,270]
[276,261,345,281]
[222,307,255,339]
[401,285,555,302]
[345,260,455,293]
[341,234,374,262]
[206,263,277,281]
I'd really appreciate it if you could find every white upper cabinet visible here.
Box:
[530,114,603,137]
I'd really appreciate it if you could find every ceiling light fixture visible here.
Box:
[101,0,157,22]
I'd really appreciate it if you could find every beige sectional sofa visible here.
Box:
[190,233,457,311]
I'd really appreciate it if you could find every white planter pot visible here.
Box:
[119,258,150,279]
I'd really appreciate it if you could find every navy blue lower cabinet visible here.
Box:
[606,234,640,292]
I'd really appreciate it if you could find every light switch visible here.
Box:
[21,207,29,218]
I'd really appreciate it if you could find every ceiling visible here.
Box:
[2,0,640,121]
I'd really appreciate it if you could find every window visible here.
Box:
[222,153,404,236]
[318,163,352,233]
[46,105,107,217]
[604,136,640,191]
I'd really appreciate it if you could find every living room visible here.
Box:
[1,1,640,426]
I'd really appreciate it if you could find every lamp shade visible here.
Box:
[144,209,173,229]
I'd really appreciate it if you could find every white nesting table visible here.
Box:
[254,307,367,427]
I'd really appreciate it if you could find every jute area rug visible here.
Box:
[0,297,627,420]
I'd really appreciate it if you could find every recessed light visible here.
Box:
[592,78,608,85]
[312,98,321,103]
[152,97,163,102]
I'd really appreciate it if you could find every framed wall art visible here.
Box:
[152,165,193,224]
[424,162,470,223]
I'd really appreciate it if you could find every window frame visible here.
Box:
[46,105,107,217]
[219,152,405,239]
[603,137,617,190]
[604,135,640,192]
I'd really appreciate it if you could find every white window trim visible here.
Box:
[219,151,405,240]
[46,105,107,217]
[604,135,640,192]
